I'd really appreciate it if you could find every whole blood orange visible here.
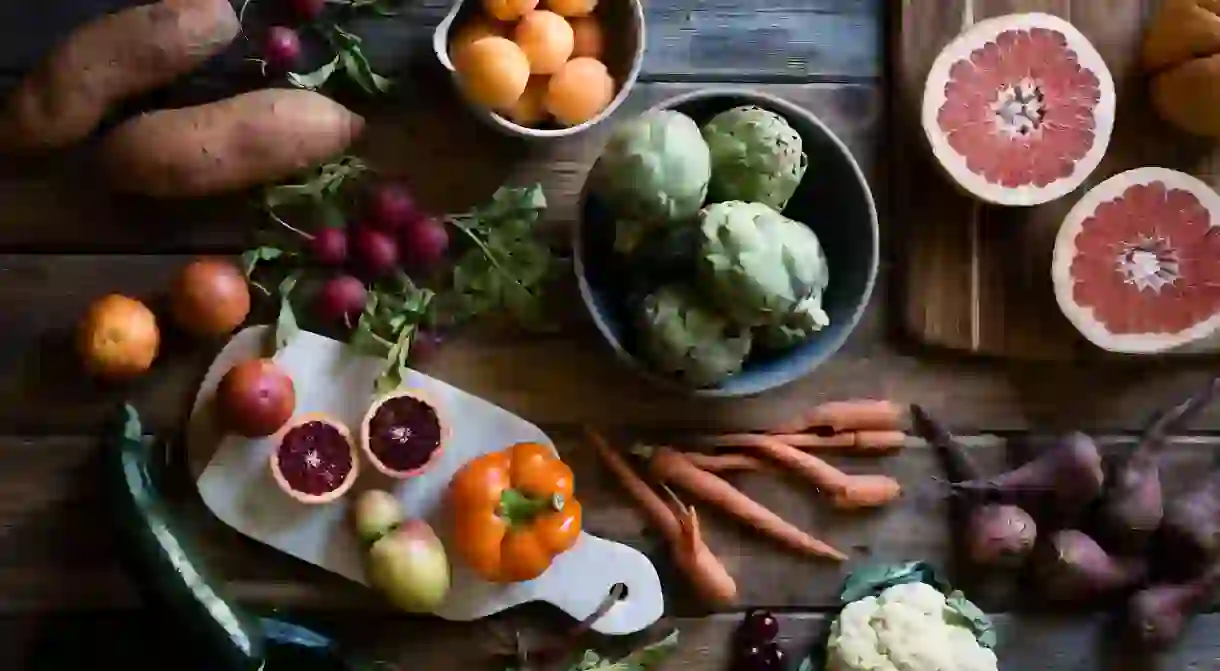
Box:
[1052,167,1220,354]
[360,389,447,479]
[170,258,250,338]
[270,413,359,504]
[215,358,296,438]
[921,13,1115,206]
[77,294,160,380]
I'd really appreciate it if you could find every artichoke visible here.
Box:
[634,284,752,388]
[756,295,830,350]
[698,201,830,329]
[588,110,712,252]
[702,106,807,210]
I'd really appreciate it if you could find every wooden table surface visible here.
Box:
[3,0,1220,668]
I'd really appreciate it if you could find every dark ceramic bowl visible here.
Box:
[573,88,879,397]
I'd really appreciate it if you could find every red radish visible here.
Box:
[367,181,422,231]
[401,216,450,271]
[263,26,303,73]
[314,275,367,325]
[310,228,348,266]
[352,229,400,277]
[290,0,326,21]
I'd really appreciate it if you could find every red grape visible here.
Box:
[733,642,785,671]
[736,609,779,645]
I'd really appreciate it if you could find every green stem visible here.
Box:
[497,489,564,528]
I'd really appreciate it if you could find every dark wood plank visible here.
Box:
[2,609,1219,670]
[0,0,881,83]
[0,80,879,251]
[14,431,1220,617]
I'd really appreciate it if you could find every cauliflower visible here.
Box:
[825,582,998,671]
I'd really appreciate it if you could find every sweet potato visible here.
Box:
[99,89,366,197]
[0,0,240,152]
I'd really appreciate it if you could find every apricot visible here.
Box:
[502,76,551,127]
[484,0,537,21]
[449,18,508,62]
[454,37,531,109]
[569,16,604,59]
[514,11,574,75]
[546,57,615,126]
[547,0,596,17]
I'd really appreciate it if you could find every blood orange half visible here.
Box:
[269,413,359,504]
[922,13,1116,206]
[1052,167,1220,354]
[360,389,448,479]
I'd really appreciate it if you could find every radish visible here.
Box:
[263,26,302,73]
[352,229,399,278]
[310,228,348,266]
[314,275,367,325]
[290,0,326,21]
[367,181,422,231]
[401,216,450,272]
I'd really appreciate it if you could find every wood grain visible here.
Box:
[893,0,1214,359]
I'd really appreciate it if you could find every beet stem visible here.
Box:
[1140,376,1220,450]
[910,404,981,483]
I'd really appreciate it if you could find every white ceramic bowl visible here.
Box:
[433,0,645,139]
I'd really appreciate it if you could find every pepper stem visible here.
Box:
[498,488,564,527]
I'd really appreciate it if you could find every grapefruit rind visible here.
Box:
[359,388,449,480]
[1051,166,1220,354]
[268,412,360,505]
[921,12,1116,207]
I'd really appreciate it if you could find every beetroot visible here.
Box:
[310,228,348,266]
[400,216,450,272]
[1098,377,1220,554]
[314,275,367,325]
[1158,471,1220,578]
[949,431,1105,520]
[290,0,326,21]
[1125,563,1220,650]
[911,404,1038,567]
[352,229,400,277]
[1029,529,1147,604]
[367,181,422,231]
[263,26,302,73]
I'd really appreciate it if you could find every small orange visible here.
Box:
[484,0,538,21]
[449,18,508,62]
[455,37,532,109]
[547,0,596,17]
[546,57,615,126]
[569,16,604,59]
[502,76,551,127]
[77,294,160,380]
[514,10,574,75]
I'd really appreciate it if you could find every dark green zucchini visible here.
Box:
[105,404,267,670]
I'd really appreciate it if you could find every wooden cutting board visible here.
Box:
[893,0,1220,359]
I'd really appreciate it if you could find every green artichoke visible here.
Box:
[756,295,830,350]
[698,201,830,330]
[634,284,752,388]
[588,110,712,252]
[702,106,807,210]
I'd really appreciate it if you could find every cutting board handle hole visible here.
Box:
[610,583,629,601]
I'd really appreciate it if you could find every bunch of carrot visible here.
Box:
[587,399,910,607]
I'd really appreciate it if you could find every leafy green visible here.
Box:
[274,273,302,352]
[325,0,404,15]
[348,272,436,394]
[838,561,947,604]
[288,56,340,91]
[325,26,393,95]
[946,589,996,649]
[264,156,368,212]
[439,184,557,330]
[509,630,679,671]
[242,246,285,280]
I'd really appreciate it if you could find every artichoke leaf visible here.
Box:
[635,284,751,388]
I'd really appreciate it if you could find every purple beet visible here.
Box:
[911,404,1038,567]
[1159,472,1220,578]
[1098,377,1220,554]
[1030,529,1147,604]
[949,431,1105,519]
[263,26,302,73]
[1125,563,1220,650]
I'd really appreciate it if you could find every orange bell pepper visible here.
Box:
[447,441,583,583]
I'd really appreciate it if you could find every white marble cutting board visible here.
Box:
[189,326,663,635]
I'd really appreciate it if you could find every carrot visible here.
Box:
[772,399,905,434]
[680,452,768,473]
[742,434,902,510]
[633,443,847,562]
[586,429,738,606]
[692,431,907,453]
